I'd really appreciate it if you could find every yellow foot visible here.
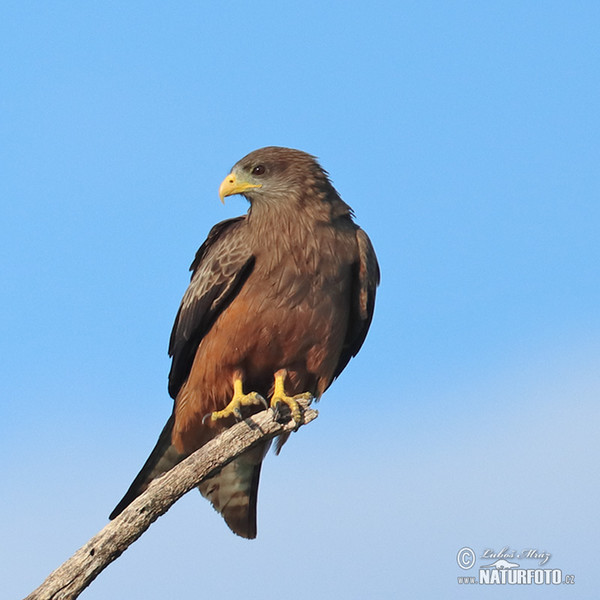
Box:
[270,370,313,426]
[205,378,267,423]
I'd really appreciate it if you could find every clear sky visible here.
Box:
[2,2,599,598]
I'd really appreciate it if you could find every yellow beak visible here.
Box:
[218,172,262,203]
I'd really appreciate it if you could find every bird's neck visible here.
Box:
[245,190,353,270]
[247,185,350,229]
[247,199,310,249]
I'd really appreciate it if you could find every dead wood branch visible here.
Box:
[25,400,317,600]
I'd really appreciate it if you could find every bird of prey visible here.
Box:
[110,146,379,538]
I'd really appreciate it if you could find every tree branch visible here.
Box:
[24,400,318,600]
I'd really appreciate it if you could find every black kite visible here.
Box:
[110,146,379,538]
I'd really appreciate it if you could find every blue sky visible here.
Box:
[2,2,599,598]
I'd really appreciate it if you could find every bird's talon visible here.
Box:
[210,386,267,423]
[269,371,314,427]
[254,392,269,410]
[270,395,307,426]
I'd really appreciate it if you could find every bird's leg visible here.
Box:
[207,373,267,423]
[270,369,314,426]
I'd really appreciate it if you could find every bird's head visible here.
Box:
[218,146,331,207]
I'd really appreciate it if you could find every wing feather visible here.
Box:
[167,216,255,399]
[332,227,380,380]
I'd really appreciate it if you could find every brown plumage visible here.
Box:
[109,147,379,538]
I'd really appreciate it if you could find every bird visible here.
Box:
[109,146,380,538]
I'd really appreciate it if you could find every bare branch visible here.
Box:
[24,400,318,600]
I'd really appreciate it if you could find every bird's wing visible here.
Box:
[333,227,380,380]
[168,216,255,399]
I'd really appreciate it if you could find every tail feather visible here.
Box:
[109,415,185,520]
[198,442,270,539]
[110,418,269,539]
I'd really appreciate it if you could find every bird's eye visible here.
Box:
[252,165,266,176]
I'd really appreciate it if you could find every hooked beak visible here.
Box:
[218,172,262,203]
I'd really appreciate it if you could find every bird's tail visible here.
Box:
[109,417,269,539]
[198,441,270,539]
[109,415,185,520]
